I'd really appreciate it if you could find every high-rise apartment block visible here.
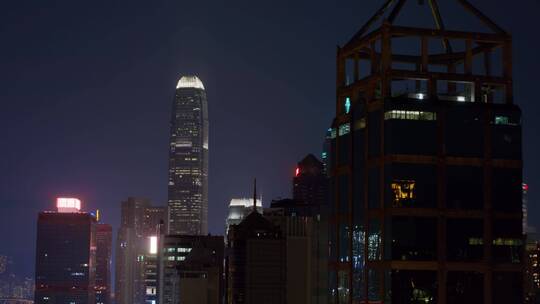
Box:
[115,198,166,304]
[34,198,97,304]
[328,1,523,303]
[168,76,209,235]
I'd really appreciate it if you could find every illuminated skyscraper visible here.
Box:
[34,198,96,304]
[328,1,523,303]
[168,75,209,235]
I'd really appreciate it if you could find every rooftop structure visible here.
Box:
[176,76,205,90]
[329,1,523,303]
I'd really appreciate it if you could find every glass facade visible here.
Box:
[447,219,484,261]
[385,164,437,208]
[329,6,523,303]
[387,217,437,261]
[447,271,484,303]
[168,76,209,235]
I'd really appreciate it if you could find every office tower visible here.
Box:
[328,1,523,303]
[34,198,96,304]
[267,198,328,304]
[291,154,330,303]
[115,198,166,304]
[293,154,328,206]
[227,210,286,304]
[225,198,262,236]
[168,75,209,235]
[95,223,112,304]
[158,235,224,304]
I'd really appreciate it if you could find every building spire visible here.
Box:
[253,178,257,213]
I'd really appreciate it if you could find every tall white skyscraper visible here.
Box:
[168,75,209,235]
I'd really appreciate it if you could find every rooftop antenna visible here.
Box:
[253,178,257,213]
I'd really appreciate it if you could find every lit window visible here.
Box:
[391,180,416,207]
[354,118,366,130]
[495,116,509,125]
[384,110,436,121]
[329,128,337,139]
[468,238,484,245]
[494,115,518,126]
[338,123,350,136]
[492,238,524,246]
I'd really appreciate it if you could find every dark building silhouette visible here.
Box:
[34,198,96,304]
[115,198,166,304]
[328,1,524,303]
[525,238,540,303]
[264,199,327,304]
[227,209,286,304]
[168,75,209,235]
[157,235,224,304]
[293,154,328,206]
[95,223,112,304]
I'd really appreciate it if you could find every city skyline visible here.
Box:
[1,0,539,282]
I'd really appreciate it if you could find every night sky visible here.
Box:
[1,0,539,277]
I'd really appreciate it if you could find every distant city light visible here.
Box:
[56,198,81,213]
[457,96,467,102]
[149,236,158,254]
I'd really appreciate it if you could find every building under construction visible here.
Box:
[328,0,523,303]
